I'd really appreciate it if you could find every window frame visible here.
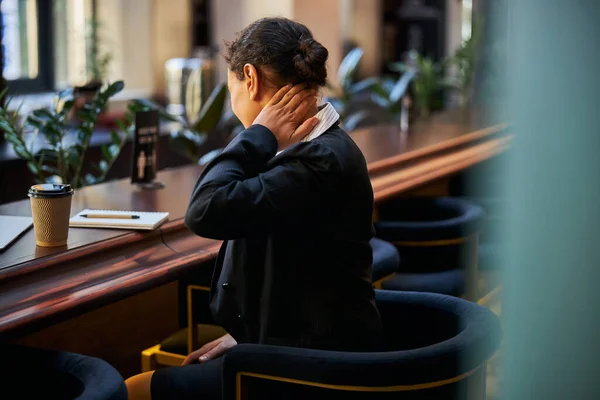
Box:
[4,0,55,94]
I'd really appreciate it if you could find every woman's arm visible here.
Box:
[184,124,340,239]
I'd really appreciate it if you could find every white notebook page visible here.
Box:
[69,209,169,230]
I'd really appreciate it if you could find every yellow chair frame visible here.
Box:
[141,284,211,372]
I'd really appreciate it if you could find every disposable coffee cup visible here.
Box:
[28,184,74,247]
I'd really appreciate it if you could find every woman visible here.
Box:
[126,17,383,399]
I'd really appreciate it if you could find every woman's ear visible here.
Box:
[243,64,260,101]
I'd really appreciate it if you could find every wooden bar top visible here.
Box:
[0,109,510,338]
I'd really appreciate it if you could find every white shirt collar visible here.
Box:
[276,102,339,156]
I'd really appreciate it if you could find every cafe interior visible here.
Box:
[0,0,597,399]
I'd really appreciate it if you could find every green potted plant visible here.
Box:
[443,21,481,110]
[0,81,135,188]
[389,50,445,121]
[77,19,113,94]
[70,18,114,124]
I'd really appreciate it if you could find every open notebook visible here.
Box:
[69,209,169,230]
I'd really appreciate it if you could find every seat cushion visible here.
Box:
[160,324,227,356]
[381,269,465,297]
[375,197,486,242]
[370,238,400,281]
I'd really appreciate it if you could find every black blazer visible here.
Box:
[184,123,384,352]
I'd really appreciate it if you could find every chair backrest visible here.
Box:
[377,291,462,351]
[223,290,502,400]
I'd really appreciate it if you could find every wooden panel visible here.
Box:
[370,136,511,203]
[0,234,184,339]
[14,282,179,378]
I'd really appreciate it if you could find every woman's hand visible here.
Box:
[181,333,237,365]
[253,83,320,151]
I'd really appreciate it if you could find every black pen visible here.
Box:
[80,214,140,219]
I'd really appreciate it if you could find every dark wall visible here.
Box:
[382,0,447,71]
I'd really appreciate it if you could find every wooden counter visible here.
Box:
[0,110,510,339]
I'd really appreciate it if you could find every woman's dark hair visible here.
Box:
[224,17,328,88]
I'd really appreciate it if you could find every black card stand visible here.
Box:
[137,180,166,190]
[131,110,165,190]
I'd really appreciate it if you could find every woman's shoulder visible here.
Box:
[314,124,368,170]
[268,124,367,173]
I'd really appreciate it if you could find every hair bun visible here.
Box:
[293,37,328,86]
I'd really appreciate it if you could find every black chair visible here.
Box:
[221,290,502,400]
[2,344,127,400]
[370,238,400,288]
[374,197,485,299]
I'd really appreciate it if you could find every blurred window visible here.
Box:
[1,0,54,93]
[461,0,473,41]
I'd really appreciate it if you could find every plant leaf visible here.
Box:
[159,109,183,123]
[32,108,57,122]
[372,80,391,97]
[110,130,121,146]
[389,69,417,104]
[115,118,129,134]
[59,99,75,116]
[98,160,109,172]
[371,93,391,109]
[104,80,125,97]
[129,99,181,123]
[27,161,39,175]
[65,147,81,167]
[388,62,408,72]
[13,145,32,160]
[26,116,45,130]
[101,145,112,161]
[338,48,364,90]
[130,98,160,110]
[84,173,98,185]
[191,83,227,133]
[170,135,201,162]
[58,88,74,100]
[349,77,381,95]
[36,148,58,161]
[108,144,120,158]
[343,110,374,132]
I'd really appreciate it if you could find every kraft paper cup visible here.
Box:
[28,184,74,247]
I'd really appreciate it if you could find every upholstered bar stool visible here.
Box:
[370,238,400,288]
[221,290,502,400]
[2,344,127,399]
[374,197,485,300]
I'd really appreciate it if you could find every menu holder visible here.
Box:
[131,110,165,190]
